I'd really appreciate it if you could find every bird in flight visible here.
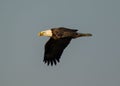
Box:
[38,27,92,66]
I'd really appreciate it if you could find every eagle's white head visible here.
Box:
[38,29,52,37]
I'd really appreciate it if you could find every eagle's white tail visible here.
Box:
[75,33,92,38]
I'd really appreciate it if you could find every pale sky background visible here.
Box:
[0,0,120,86]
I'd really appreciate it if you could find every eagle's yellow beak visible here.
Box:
[37,32,44,36]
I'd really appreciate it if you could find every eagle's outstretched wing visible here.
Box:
[43,37,72,66]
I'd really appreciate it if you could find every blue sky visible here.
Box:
[0,0,120,86]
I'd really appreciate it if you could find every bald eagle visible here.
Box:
[38,27,92,66]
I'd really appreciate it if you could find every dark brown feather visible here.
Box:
[43,37,72,66]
